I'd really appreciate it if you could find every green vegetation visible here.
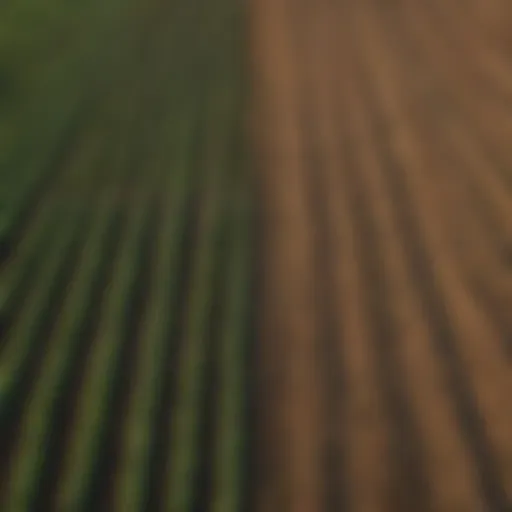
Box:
[0,1,253,510]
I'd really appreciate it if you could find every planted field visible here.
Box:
[1,1,253,511]
[2,0,512,511]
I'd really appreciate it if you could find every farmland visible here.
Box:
[0,1,253,511]
[250,0,512,511]
[1,0,512,511]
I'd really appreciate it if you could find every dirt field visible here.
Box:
[249,1,512,511]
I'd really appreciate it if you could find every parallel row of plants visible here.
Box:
[0,0,254,510]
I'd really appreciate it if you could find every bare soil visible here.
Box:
[249,1,512,511]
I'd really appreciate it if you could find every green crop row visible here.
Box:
[1,0,254,511]
[212,172,253,512]
[164,18,246,511]
[1,196,120,512]
[1,79,178,512]
[0,128,110,410]
[110,34,213,509]
[53,188,155,511]
[0,124,105,310]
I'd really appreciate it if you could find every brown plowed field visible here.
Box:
[249,1,512,511]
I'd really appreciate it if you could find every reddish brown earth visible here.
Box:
[249,1,512,511]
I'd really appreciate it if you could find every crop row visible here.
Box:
[1,1,253,511]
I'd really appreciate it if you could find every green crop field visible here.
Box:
[3,1,512,511]
[0,1,255,511]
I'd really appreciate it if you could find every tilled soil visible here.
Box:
[249,1,512,511]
